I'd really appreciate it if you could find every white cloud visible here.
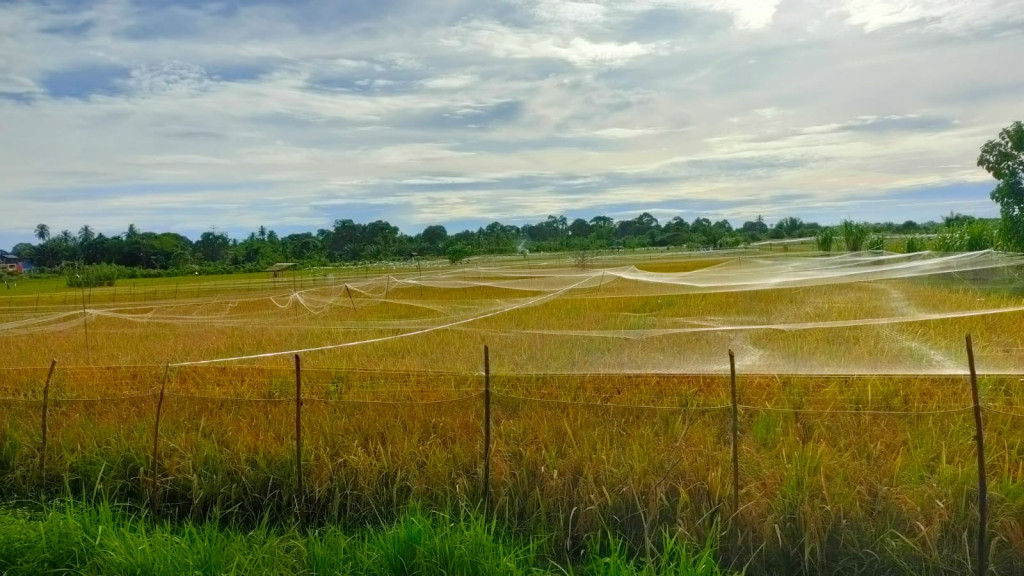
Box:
[445,19,666,66]
[840,0,1024,32]
[0,0,1019,245]
[421,73,477,90]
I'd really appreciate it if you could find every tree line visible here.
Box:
[8,213,978,274]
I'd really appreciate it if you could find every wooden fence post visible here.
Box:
[482,345,492,512]
[295,354,305,527]
[150,364,169,511]
[39,359,57,484]
[966,335,988,576]
[728,349,740,517]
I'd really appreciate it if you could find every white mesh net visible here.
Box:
[1,250,1022,374]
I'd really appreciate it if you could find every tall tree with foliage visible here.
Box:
[34,223,50,242]
[977,121,1024,250]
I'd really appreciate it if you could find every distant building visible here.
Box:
[0,250,23,274]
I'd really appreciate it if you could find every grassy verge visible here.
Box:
[0,501,728,576]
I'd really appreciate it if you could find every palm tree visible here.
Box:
[126,224,139,239]
[78,225,95,243]
[58,229,76,245]
[258,225,267,241]
[34,224,50,242]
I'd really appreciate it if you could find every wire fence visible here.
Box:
[1,337,1021,574]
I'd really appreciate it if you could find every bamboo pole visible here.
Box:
[294,354,305,527]
[482,345,492,512]
[80,287,91,365]
[39,359,57,483]
[729,349,740,517]
[345,284,356,310]
[150,364,169,510]
[966,335,988,576]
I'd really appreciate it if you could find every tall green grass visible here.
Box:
[0,501,729,576]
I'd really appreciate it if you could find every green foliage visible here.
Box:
[66,264,122,288]
[839,220,870,251]
[934,220,999,252]
[445,243,472,265]
[904,235,927,253]
[814,228,834,252]
[12,211,975,275]
[0,504,728,576]
[977,121,1024,251]
[866,234,886,251]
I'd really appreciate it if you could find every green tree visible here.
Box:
[34,223,50,242]
[420,225,448,254]
[78,225,95,243]
[977,121,1024,250]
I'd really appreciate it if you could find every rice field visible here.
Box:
[1,249,1023,574]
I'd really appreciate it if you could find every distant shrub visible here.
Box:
[445,243,472,265]
[65,264,123,288]
[934,220,998,252]
[904,235,927,253]
[840,220,870,251]
[815,228,835,252]
[867,234,886,251]
[572,250,593,269]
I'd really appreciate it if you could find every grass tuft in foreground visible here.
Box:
[0,501,730,576]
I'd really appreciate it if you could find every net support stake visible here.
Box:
[39,359,57,487]
[966,335,988,576]
[295,353,306,528]
[345,284,356,310]
[729,349,740,517]
[482,345,492,514]
[150,364,169,512]
[80,286,91,365]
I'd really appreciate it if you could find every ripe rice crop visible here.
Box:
[1,249,1023,574]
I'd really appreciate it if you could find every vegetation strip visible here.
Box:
[0,503,730,576]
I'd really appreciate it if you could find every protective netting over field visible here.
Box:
[1,250,1023,374]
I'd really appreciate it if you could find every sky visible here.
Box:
[1,0,1022,247]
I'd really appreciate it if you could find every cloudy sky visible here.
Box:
[1,0,1022,247]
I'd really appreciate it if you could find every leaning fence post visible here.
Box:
[482,345,492,512]
[728,349,740,517]
[295,354,305,527]
[39,359,57,485]
[345,284,356,310]
[966,335,988,576]
[150,364,170,511]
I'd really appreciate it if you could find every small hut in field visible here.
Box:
[267,262,296,279]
